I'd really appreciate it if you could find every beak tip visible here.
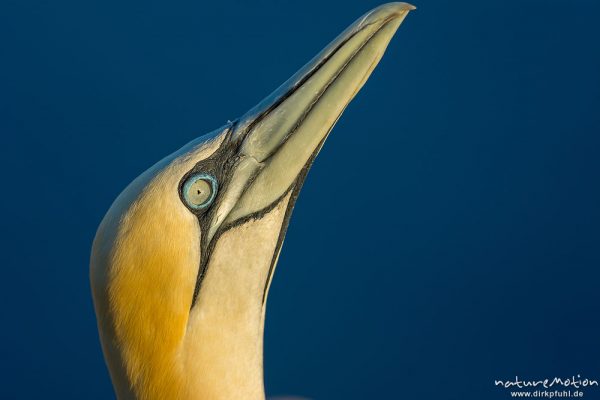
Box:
[362,3,416,29]
[386,2,417,13]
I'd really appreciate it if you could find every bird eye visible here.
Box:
[182,173,218,210]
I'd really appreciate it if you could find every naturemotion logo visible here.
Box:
[494,375,598,398]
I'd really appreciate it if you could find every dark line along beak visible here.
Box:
[207,2,415,241]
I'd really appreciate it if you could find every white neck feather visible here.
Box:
[181,192,292,400]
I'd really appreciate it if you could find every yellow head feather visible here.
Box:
[91,132,224,399]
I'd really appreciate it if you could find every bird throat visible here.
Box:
[179,191,293,400]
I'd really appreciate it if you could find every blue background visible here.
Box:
[1,0,599,399]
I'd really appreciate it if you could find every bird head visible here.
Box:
[90,3,414,399]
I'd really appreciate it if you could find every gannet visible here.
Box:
[90,3,414,399]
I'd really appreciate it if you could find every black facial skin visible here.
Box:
[178,121,331,310]
[178,123,245,309]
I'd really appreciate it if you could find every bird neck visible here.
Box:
[178,192,292,400]
[94,187,291,400]
[181,299,267,400]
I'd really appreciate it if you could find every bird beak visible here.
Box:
[207,2,414,240]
